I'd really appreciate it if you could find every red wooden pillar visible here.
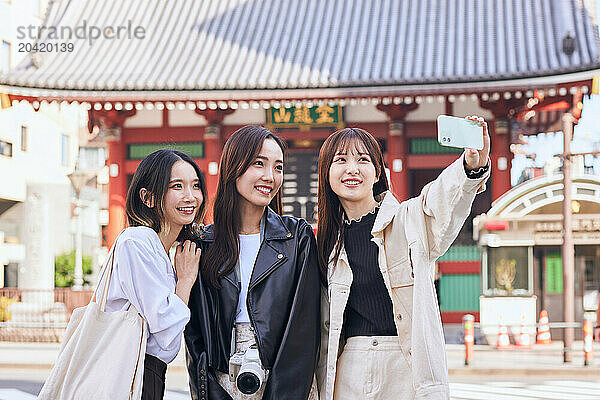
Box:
[194,109,234,222]
[89,108,136,247]
[376,103,418,201]
[203,124,223,207]
[479,97,526,201]
[107,139,127,247]
[387,121,410,201]
[489,118,512,201]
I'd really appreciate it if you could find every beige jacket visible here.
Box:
[317,155,489,400]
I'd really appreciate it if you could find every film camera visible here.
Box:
[229,344,267,394]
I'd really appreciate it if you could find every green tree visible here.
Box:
[54,251,93,287]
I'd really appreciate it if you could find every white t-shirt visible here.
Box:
[99,226,191,364]
[236,233,261,324]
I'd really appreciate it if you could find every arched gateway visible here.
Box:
[474,174,600,343]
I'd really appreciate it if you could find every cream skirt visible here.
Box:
[333,336,412,400]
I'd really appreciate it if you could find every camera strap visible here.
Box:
[230,325,237,357]
[230,213,267,358]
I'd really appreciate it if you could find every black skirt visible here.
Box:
[141,354,167,400]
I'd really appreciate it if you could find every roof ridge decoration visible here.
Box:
[1,0,599,95]
[487,173,600,217]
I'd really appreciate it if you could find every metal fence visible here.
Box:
[0,288,93,342]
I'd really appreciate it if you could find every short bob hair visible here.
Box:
[125,148,207,241]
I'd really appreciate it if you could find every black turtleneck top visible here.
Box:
[342,207,397,339]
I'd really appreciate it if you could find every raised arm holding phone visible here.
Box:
[317,116,490,400]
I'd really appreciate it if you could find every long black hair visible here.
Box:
[202,125,286,288]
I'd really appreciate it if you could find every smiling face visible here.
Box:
[328,138,378,206]
[162,160,204,231]
[235,138,284,211]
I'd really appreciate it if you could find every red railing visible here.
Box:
[0,288,93,342]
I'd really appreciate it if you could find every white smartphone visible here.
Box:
[437,115,484,150]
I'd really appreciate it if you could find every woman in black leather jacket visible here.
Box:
[185,125,320,400]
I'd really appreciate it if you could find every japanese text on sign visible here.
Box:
[267,105,344,129]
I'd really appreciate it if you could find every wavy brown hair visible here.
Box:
[125,149,207,241]
[317,128,389,283]
[202,125,285,288]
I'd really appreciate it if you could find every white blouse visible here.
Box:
[236,233,261,324]
[99,226,191,364]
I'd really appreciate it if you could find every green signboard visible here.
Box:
[440,274,481,311]
[410,138,463,154]
[128,142,204,160]
[267,105,344,130]
[546,253,563,294]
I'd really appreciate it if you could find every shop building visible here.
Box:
[474,170,600,340]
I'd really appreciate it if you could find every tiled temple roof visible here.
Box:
[1,0,599,99]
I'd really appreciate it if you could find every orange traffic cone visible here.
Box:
[536,309,551,345]
[515,314,532,349]
[583,317,594,366]
[496,316,511,350]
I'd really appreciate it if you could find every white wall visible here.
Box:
[340,97,494,124]
[0,100,89,271]
[0,103,79,200]
[169,109,207,127]
[406,101,445,121]
[223,108,265,125]
[451,96,494,120]
[0,0,100,287]
[124,108,267,128]
[344,104,388,123]
[124,109,162,128]
[0,0,49,72]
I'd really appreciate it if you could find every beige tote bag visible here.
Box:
[38,240,147,400]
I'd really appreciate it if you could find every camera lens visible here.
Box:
[237,372,261,394]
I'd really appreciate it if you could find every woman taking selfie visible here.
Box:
[185,125,320,400]
[101,149,207,400]
[316,117,490,400]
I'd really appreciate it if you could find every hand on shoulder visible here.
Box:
[174,240,201,286]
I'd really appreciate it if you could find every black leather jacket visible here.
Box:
[185,208,320,400]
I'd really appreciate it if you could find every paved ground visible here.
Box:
[2,340,600,399]
[4,341,600,371]
[449,379,600,400]
[3,373,600,400]
[446,342,600,376]
[0,368,190,399]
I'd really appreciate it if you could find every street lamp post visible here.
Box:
[67,165,95,290]
[556,121,600,363]
[560,33,577,363]
[562,112,575,363]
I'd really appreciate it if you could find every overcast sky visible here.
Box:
[510,93,600,186]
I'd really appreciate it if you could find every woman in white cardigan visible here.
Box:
[99,148,207,400]
[316,118,490,400]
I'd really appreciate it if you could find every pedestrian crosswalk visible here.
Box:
[0,389,36,400]
[451,380,600,400]
[3,381,599,400]
[0,388,190,400]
